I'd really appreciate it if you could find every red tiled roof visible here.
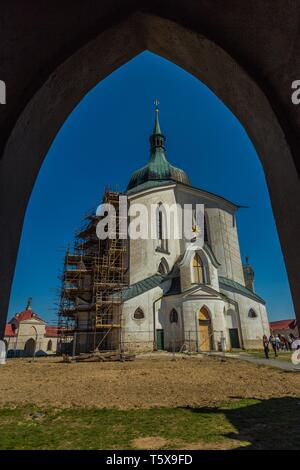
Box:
[4,324,16,337]
[269,319,297,330]
[14,310,44,322]
[45,326,59,337]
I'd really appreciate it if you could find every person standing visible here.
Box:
[269,334,278,357]
[263,335,269,359]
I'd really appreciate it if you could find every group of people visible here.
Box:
[262,333,297,359]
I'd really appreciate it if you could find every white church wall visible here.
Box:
[207,208,245,285]
[208,261,220,292]
[211,301,228,350]
[174,185,245,286]
[159,298,184,351]
[128,186,181,285]
[221,289,270,349]
[224,305,243,350]
[122,285,166,352]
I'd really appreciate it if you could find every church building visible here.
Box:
[4,298,59,357]
[59,104,270,353]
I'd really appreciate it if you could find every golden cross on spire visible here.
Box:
[154,98,160,111]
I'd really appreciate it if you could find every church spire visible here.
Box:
[150,99,166,151]
[26,297,32,310]
[153,98,162,134]
[126,100,190,191]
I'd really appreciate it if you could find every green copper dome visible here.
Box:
[126,102,190,191]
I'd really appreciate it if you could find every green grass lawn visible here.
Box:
[0,397,299,450]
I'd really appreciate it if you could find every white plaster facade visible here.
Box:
[73,107,270,353]
[120,181,270,352]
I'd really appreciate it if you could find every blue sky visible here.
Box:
[8,51,295,323]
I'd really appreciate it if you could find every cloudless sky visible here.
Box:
[8,52,295,324]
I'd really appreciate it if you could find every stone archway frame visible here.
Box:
[1,12,299,336]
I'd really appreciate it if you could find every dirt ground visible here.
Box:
[0,354,299,409]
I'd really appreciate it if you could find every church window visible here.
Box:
[158,258,169,275]
[47,340,52,351]
[204,215,209,243]
[192,254,205,284]
[248,309,257,318]
[158,210,163,240]
[170,309,178,323]
[133,308,145,320]
[156,204,168,253]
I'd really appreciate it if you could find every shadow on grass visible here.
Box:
[185,397,300,450]
[1,397,300,450]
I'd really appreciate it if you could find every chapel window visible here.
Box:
[248,309,257,318]
[133,308,145,320]
[156,204,168,253]
[192,254,205,284]
[170,309,178,323]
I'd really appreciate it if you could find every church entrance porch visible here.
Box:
[198,307,212,352]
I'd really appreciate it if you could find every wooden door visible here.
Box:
[198,307,211,351]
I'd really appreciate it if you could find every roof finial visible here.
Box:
[26,297,32,310]
[153,98,162,135]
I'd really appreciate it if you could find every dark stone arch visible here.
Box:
[0,10,299,337]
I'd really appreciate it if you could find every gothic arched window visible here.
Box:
[170,309,178,323]
[158,209,163,240]
[204,214,210,244]
[158,258,169,275]
[248,309,257,318]
[156,204,168,253]
[47,340,53,351]
[133,308,145,320]
[192,254,205,284]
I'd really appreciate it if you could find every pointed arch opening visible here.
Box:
[204,213,211,245]
[192,251,209,284]
[169,308,178,323]
[158,258,169,275]
[156,203,169,254]
[192,254,204,284]
[198,306,213,351]
[1,12,298,340]
[248,308,258,318]
[24,338,36,357]
[133,307,145,320]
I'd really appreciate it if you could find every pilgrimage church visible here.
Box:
[59,103,270,353]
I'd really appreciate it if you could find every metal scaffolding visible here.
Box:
[57,190,128,354]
